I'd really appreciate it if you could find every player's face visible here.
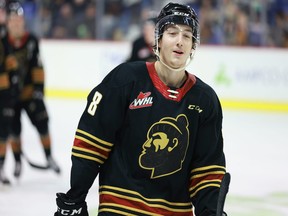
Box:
[158,24,193,69]
[0,8,6,24]
[141,132,170,166]
[7,14,25,38]
[144,132,170,153]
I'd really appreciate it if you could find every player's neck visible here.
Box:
[8,31,26,47]
[155,61,187,88]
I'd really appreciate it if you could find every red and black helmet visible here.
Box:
[155,2,200,50]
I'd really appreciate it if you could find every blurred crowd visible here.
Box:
[3,0,288,47]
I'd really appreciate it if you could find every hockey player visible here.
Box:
[127,16,157,62]
[55,2,228,216]
[0,0,15,185]
[2,1,60,178]
[0,0,6,37]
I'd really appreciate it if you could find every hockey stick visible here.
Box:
[216,172,231,216]
[22,152,49,170]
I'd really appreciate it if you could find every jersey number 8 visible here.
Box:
[87,91,103,116]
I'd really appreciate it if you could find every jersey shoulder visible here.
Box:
[25,32,39,41]
[0,34,9,46]
[0,35,9,63]
[192,75,221,106]
[25,33,40,47]
[101,61,149,88]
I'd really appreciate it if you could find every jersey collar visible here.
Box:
[146,62,196,102]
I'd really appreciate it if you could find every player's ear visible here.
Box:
[158,39,162,48]
[190,48,194,59]
[190,46,194,55]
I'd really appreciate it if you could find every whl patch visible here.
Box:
[129,92,153,109]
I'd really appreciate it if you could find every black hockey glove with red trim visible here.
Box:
[54,193,88,216]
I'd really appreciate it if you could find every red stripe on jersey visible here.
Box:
[73,138,110,158]
[100,193,193,216]
[146,62,196,102]
[190,173,224,187]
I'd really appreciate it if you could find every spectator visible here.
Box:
[268,10,286,47]
[248,10,267,46]
[51,2,75,38]
[16,1,288,47]
[74,2,96,39]
[199,0,223,45]
[234,6,248,46]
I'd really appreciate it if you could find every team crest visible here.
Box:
[129,91,153,109]
[139,114,190,179]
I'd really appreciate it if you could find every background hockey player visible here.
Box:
[0,0,6,37]
[1,0,60,179]
[0,0,14,185]
[127,15,157,62]
[55,2,228,216]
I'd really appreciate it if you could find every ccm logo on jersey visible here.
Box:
[129,91,153,109]
[188,105,203,113]
[57,207,82,215]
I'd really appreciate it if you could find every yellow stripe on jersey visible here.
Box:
[76,129,113,147]
[100,191,192,213]
[191,165,226,173]
[71,152,104,164]
[72,146,108,160]
[75,135,111,152]
[191,170,226,179]
[189,165,225,198]
[190,179,222,191]
[100,185,192,207]
[189,183,221,198]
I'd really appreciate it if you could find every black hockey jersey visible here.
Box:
[0,32,44,103]
[70,61,226,216]
[127,36,156,62]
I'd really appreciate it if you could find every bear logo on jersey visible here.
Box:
[139,114,189,178]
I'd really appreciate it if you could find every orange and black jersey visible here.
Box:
[69,61,226,216]
[0,32,44,103]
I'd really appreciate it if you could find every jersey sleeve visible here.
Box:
[30,37,45,94]
[0,39,9,93]
[67,64,130,198]
[189,90,226,215]
[0,38,16,103]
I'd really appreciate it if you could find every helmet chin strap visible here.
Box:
[155,51,194,72]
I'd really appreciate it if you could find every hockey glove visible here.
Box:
[54,193,88,216]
